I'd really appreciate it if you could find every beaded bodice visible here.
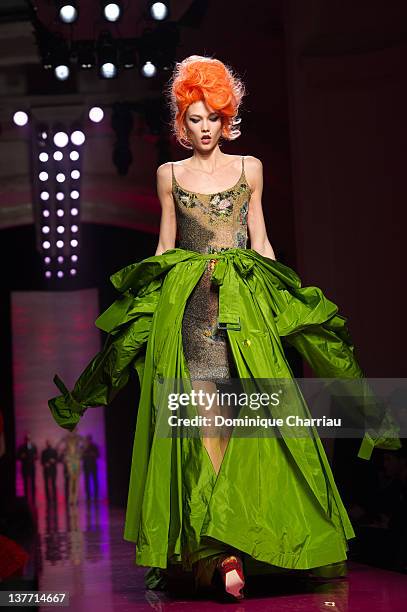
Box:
[171,156,252,254]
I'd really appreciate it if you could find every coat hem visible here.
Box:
[133,529,351,571]
[199,527,350,570]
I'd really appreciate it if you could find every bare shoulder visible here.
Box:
[244,156,263,192]
[244,155,263,171]
[156,162,173,193]
[156,161,173,177]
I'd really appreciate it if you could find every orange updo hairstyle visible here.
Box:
[166,55,246,149]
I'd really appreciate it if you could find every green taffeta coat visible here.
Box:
[48,248,401,576]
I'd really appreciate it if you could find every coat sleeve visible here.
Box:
[281,320,402,460]
[254,255,402,461]
[48,278,162,432]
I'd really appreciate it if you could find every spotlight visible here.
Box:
[70,150,79,161]
[58,256,64,263]
[53,151,63,161]
[70,190,79,199]
[44,257,51,264]
[71,207,79,215]
[70,269,77,276]
[57,2,79,24]
[56,172,66,183]
[71,170,80,180]
[54,64,70,81]
[53,131,69,147]
[57,209,64,217]
[101,62,117,79]
[57,270,64,278]
[13,111,29,126]
[56,192,65,201]
[102,2,122,22]
[40,191,50,201]
[56,240,64,248]
[42,226,50,234]
[70,130,85,146]
[150,2,169,21]
[43,241,51,249]
[89,107,104,123]
[39,171,48,182]
[57,225,65,234]
[71,239,78,247]
[43,210,50,217]
[141,60,157,78]
[45,271,52,278]
[97,32,118,79]
[71,254,78,262]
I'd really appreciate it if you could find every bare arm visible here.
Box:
[246,156,276,261]
[154,163,177,256]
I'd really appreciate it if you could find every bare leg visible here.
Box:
[219,391,234,457]
[192,380,234,475]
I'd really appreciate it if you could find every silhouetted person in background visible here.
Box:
[63,431,82,505]
[41,439,58,505]
[82,435,100,502]
[16,433,37,503]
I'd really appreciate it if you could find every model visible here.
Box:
[48,55,400,601]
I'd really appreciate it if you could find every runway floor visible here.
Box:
[34,499,407,611]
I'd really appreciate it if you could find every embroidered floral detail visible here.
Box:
[236,230,247,248]
[239,200,249,225]
[208,194,233,219]
[173,184,196,208]
[206,245,231,254]
[173,177,251,250]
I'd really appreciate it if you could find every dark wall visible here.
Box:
[284,0,407,377]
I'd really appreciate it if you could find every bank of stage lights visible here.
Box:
[50,2,173,81]
[56,2,170,26]
[13,108,106,280]
[56,3,124,25]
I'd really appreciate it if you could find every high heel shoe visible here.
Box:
[217,554,245,600]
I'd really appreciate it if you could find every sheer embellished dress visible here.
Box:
[172,155,250,385]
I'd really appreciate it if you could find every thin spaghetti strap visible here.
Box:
[171,162,176,187]
[241,155,246,179]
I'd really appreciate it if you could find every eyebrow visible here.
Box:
[189,113,218,118]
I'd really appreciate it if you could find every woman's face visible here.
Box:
[184,100,223,150]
